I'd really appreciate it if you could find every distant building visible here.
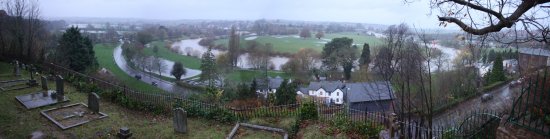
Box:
[518,48,550,72]
[301,81,346,104]
[345,81,394,112]
[256,76,287,98]
[298,81,395,112]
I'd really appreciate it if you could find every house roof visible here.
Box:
[345,81,394,103]
[307,81,345,92]
[519,48,550,57]
[297,87,308,93]
[257,76,285,90]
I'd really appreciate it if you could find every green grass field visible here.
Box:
[225,69,289,83]
[93,44,164,92]
[142,41,290,83]
[144,41,202,69]
[215,32,383,54]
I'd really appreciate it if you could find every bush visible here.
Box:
[173,99,236,123]
[289,118,301,138]
[326,112,382,138]
[299,101,318,120]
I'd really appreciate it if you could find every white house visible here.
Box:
[298,81,395,110]
[299,81,346,105]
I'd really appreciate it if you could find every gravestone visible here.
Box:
[117,127,132,139]
[41,76,48,90]
[27,67,38,86]
[14,61,20,76]
[55,75,64,101]
[173,108,187,133]
[41,76,49,97]
[88,92,100,114]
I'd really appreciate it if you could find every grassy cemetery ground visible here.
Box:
[215,32,383,54]
[93,44,165,92]
[0,62,238,138]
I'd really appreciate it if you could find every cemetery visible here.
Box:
[40,92,108,130]
[0,62,253,138]
[15,75,69,109]
[0,61,38,91]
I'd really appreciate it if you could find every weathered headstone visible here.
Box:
[27,67,38,86]
[173,108,187,133]
[88,92,100,114]
[14,61,20,76]
[41,76,48,90]
[55,75,64,101]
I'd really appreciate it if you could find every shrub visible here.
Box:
[326,112,382,138]
[173,99,236,123]
[299,101,318,120]
[289,118,301,138]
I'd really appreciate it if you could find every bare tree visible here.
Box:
[1,0,44,62]
[428,0,550,43]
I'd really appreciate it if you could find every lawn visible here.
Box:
[0,62,236,138]
[144,41,202,69]
[143,41,291,83]
[93,44,165,92]
[215,32,383,54]
[225,69,289,83]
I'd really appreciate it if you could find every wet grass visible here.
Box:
[298,124,348,139]
[144,41,202,69]
[215,32,383,54]
[93,44,164,92]
[225,69,289,83]
[0,62,234,138]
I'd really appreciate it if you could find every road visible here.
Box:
[113,44,198,96]
[431,83,515,128]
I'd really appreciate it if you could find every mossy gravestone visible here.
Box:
[55,75,64,101]
[88,92,100,114]
[173,108,187,133]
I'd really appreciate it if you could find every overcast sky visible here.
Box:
[40,0,452,29]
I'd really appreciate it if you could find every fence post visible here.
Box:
[390,113,398,138]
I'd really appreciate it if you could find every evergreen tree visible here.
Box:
[250,79,258,97]
[200,47,217,87]
[359,43,371,66]
[487,49,496,62]
[170,62,186,80]
[275,79,297,105]
[489,54,506,83]
[153,45,159,54]
[57,27,98,72]
[321,37,357,80]
[236,83,250,100]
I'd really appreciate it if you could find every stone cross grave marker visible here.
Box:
[55,75,64,101]
[173,108,187,133]
[88,92,100,114]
